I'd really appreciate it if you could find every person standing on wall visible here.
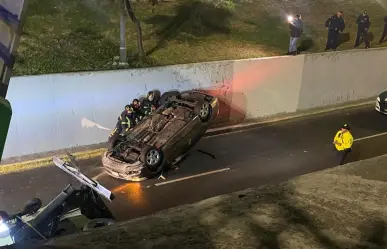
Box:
[287,13,303,55]
[333,124,353,166]
[354,11,371,49]
[378,16,387,44]
[325,11,346,51]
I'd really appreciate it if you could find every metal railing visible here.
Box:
[0,0,28,161]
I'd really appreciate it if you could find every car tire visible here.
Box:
[195,99,212,122]
[83,218,116,232]
[159,91,180,106]
[140,146,163,172]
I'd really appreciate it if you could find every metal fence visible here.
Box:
[0,0,28,161]
[0,0,28,98]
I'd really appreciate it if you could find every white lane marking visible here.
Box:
[154,168,231,187]
[92,171,106,180]
[354,131,387,142]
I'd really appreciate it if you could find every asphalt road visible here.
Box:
[1,104,387,221]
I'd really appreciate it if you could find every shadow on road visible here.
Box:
[19,158,387,249]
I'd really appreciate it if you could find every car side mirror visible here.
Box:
[22,198,42,215]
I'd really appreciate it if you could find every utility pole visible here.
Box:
[119,0,128,65]
[0,0,29,161]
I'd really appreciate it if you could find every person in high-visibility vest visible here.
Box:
[333,124,353,165]
[109,105,135,139]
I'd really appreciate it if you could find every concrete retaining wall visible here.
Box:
[298,49,387,109]
[3,48,387,159]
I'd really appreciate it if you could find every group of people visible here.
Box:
[287,11,387,55]
[109,91,159,140]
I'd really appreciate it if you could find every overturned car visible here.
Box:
[102,90,219,181]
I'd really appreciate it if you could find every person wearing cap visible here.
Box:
[333,124,354,165]
[109,104,135,140]
[378,16,387,44]
[325,11,346,51]
[287,13,304,55]
[354,11,371,49]
[141,91,159,116]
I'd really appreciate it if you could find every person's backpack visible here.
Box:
[325,16,332,27]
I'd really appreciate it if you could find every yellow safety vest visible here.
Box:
[333,130,353,151]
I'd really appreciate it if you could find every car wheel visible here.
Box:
[195,99,212,122]
[160,91,180,106]
[83,218,116,232]
[140,146,163,171]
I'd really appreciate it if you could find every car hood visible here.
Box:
[102,152,143,170]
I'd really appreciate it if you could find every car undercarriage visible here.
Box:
[102,90,219,181]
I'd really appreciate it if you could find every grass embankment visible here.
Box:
[15,0,387,76]
[37,154,387,249]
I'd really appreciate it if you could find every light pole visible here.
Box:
[119,0,128,65]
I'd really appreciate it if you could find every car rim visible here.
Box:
[146,150,160,166]
[200,103,209,118]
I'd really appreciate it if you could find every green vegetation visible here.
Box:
[14,0,387,76]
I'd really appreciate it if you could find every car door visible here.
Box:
[170,112,205,160]
[161,109,196,161]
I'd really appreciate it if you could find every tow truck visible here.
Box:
[0,153,116,247]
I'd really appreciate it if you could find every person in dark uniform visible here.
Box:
[333,124,353,165]
[131,98,144,124]
[354,11,371,48]
[109,105,135,140]
[141,91,159,116]
[325,11,346,51]
[378,16,387,44]
[131,98,141,113]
